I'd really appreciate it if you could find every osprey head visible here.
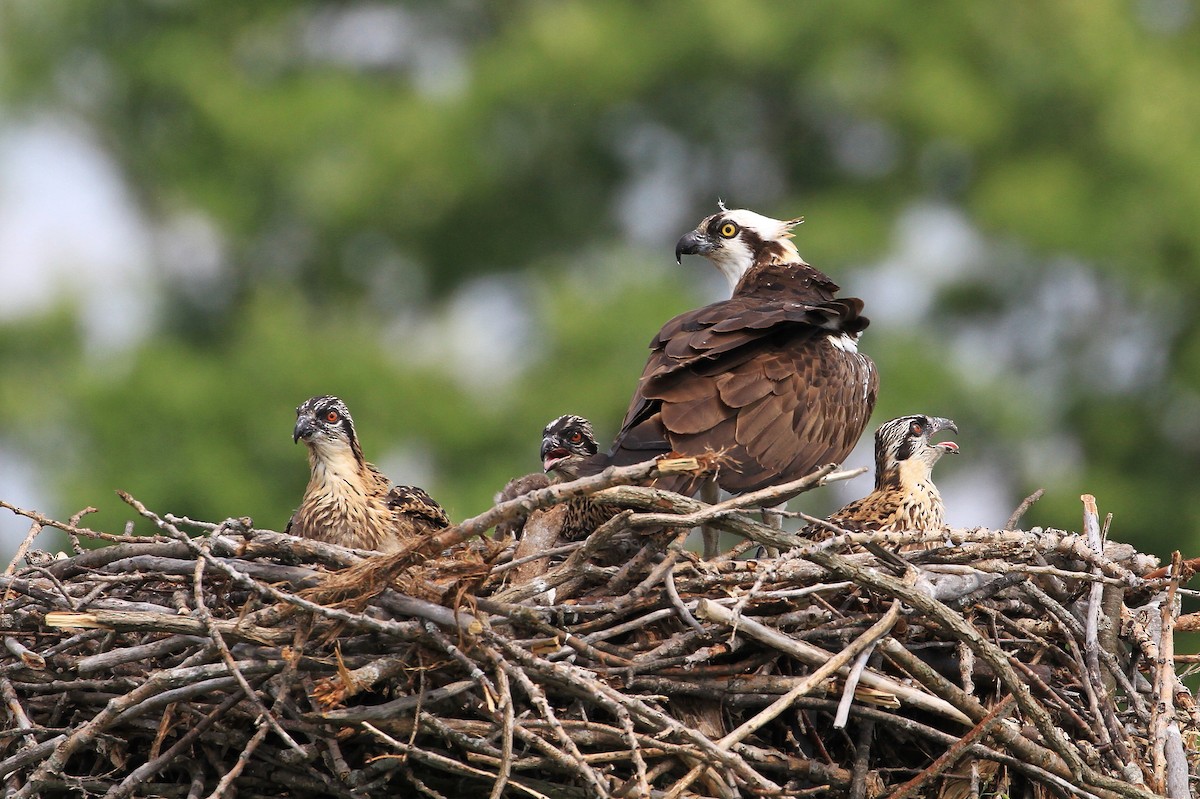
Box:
[873,414,958,489]
[294,395,360,460]
[675,203,805,292]
[540,414,599,480]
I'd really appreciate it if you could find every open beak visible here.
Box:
[927,417,959,454]
[675,229,715,263]
[540,434,569,472]
[542,449,570,473]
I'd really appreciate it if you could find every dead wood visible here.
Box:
[0,471,1193,798]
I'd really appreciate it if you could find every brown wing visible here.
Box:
[608,294,878,495]
[387,485,451,530]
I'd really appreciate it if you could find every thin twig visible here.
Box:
[0,500,164,544]
[1151,551,1183,796]
[488,665,513,799]
[667,601,902,799]
[191,546,304,756]
[362,722,552,799]
[664,561,703,635]
[3,520,43,577]
[1005,489,1045,530]
[885,695,1018,799]
[204,723,269,799]
[120,492,423,638]
[697,598,967,723]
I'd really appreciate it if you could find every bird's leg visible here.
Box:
[700,479,720,559]
[757,502,786,558]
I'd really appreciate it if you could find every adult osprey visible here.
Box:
[598,205,879,496]
[289,395,450,552]
[822,414,958,540]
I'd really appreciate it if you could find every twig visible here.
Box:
[848,703,875,799]
[397,456,714,569]
[489,541,584,575]
[0,677,36,751]
[3,520,43,577]
[102,691,246,799]
[421,622,499,697]
[0,483,1180,797]
[204,723,269,799]
[680,464,865,515]
[501,656,610,797]
[792,695,1108,799]
[0,500,164,544]
[1022,580,1149,722]
[1005,489,1045,530]
[190,548,304,755]
[3,638,45,671]
[885,695,1018,799]
[119,491,425,639]
[846,572,1155,799]
[317,680,477,722]
[793,537,1094,780]
[597,486,807,551]
[664,562,703,634]
[493,635,780,793]
[1151,551,1183,796]
[44,608,293,643]
[696,598,967,723]
[835,645,875,729]
[491,510,633,603]
[14,660,276,798]
[667,601,903,799]
[362,722,552,799]
[488,665,514,799]
[76,635,207,676]
[1079,495,1132,772]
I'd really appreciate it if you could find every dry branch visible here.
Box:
[0,472,1193,798]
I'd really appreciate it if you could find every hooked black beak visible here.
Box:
[927,417,959,453]
[293,416,316,443]
[540,436,567,470]
[927,417,958,436]
[675,229,715,263]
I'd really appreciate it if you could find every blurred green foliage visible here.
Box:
[1,0,1199,558]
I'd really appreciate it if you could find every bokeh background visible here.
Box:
[1,2,1198,566]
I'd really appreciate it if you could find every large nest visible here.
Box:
[0,458,1195,799]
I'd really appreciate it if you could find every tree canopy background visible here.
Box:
[0,1,1198,563]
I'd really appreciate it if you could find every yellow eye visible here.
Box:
[719,222,738,238]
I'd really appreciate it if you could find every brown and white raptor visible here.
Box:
[288,395,449,553]
[819,414,959,546]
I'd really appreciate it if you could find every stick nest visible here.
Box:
[0,465,1195,799]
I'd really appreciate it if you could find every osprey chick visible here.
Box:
[496,414,613,542]
[822,414,958,539]
[540,414,599,480]
[289,395,449,552]
[598,205,879,498]
[541,415,616,539]
[496,414,616,590]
